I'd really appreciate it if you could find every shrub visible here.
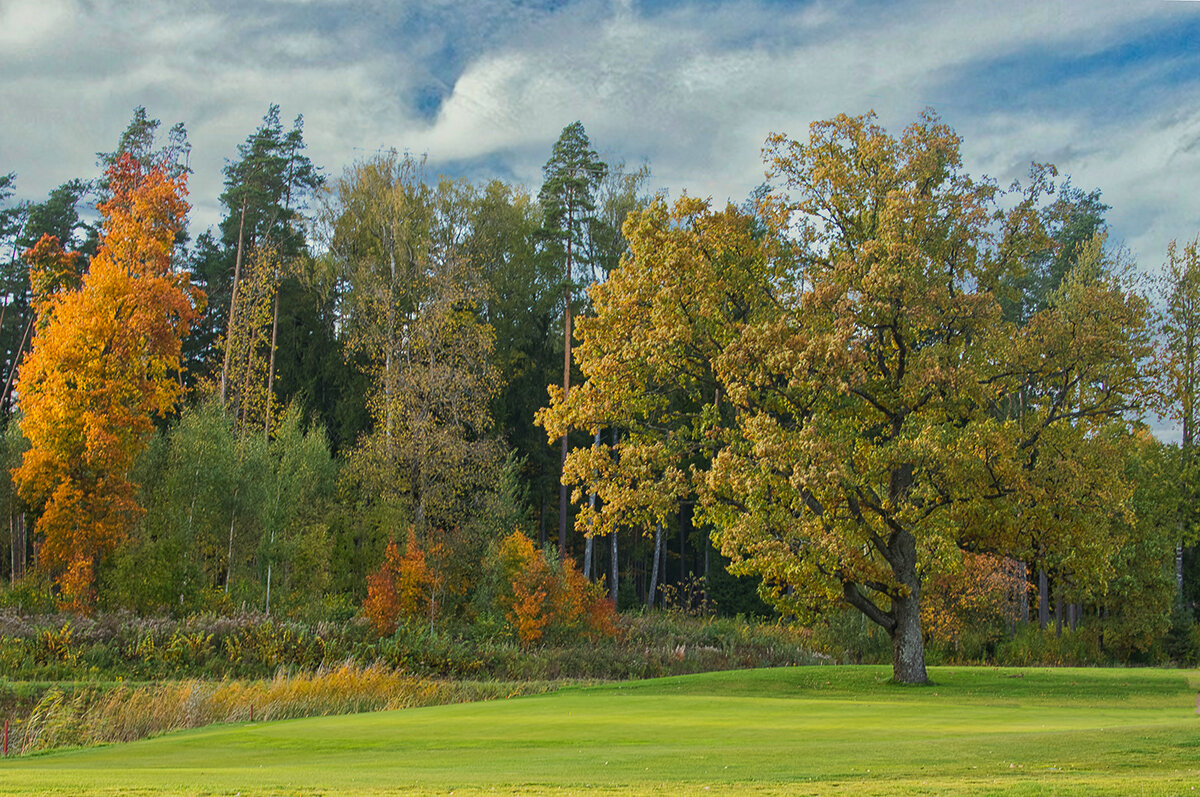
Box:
[493,532,617,647]
[362,528,438,636]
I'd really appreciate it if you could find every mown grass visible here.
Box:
[1,665,1198,795]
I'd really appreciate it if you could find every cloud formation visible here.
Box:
[2,0,1199,270]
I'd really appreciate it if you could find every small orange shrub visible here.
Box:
[362,528,436,636]
[495,532,617,647]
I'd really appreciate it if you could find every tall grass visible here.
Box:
[7,663,559,755]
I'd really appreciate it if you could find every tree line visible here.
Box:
[0,106,753,622]
[0,106,1198,680]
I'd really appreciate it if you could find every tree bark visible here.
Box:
[220,198,248,406]
[1054,582,1063,637]
[225,489,239,595]
[558,215,573,556]
[647,520,663,609]
[679,508,687,582]
[610,530,618,605]
[583,429,600,580]
[10,512,25,583]
[539,489,547,549]
[889,528,928,684]
[2,313,35,413]
[890,588,927,685]
[1016,559,1029,629]
[264,284,280,439]
[1038,568,1050,630]
[1177,542,1185,606]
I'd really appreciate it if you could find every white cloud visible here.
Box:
[0,0,73,49]
[1,0,1198,269]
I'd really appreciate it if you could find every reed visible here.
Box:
[8,663,560,754]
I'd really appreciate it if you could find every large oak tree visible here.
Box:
[543,111,1152,683]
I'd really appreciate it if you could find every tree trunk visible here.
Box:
[1038,568,1050,630]
[647,521,663,609]
[385,245,396,447]
[265,478,282,614]
[10,512,25,583]
[890,588,927,685]
[610,530,618,605]
[2,314,34,413]
[888,528,928,685]
[264,285,280,439]
[582,530,592,580]
[221,198,248,406]
[609,427,619,603]
[1016,559,1029,629]
[225,489,240,595]
[1054,582,1063,637]
[539,489,547,549]
[1177,542,1185,605]
[679,508,687,582]
[557,435,569,555]
[558,226,573,557]
[583,429,600,580]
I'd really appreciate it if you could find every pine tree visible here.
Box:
[537,122,606,555]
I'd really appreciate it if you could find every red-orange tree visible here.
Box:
[14,154,202,610]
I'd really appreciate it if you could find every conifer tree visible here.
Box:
[538,122,606,555]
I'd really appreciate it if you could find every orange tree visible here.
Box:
[493,532,616,647]
[14,154,202,610]
[362,527,439,635]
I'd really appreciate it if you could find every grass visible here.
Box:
[1,665,1198,795]
[0,663,565,754]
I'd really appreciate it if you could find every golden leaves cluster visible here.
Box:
[545,110,1154,630]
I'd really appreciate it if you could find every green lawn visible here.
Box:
[1,666,1198,795]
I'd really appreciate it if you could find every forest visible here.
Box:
[0,105,1198,685]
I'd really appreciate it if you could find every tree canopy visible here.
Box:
[542,111,1154,682]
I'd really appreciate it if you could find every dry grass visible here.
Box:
[9,662,559,754]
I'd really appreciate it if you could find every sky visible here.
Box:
[3,0,1200,275]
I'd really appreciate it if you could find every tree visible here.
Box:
[0,179,97,419]
[538,122,606,555]
[1159,237,1200,607]
[578,160,650,584]
[13,153,202,609]
[215,105,323,432]
[537,196,781,607]
[544,111,1152,683]
[328,164,502,546]
[97,106,191,183]
[323,151,431,443]
[466,181,559,547]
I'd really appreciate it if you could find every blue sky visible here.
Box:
[3,0,1200,276]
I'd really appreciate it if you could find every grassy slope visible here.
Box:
[1,666,1197,796]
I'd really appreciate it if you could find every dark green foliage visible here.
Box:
[16,179,94,255]
[538,121,607,277]
[1000,171,1109,323]
[1099,438,1179,657]
[98,106,191,182]
[219,105,320,257]
[0,177,96,417]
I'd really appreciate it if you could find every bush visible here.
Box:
[362,529,436,636]
[491,532,617,647]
